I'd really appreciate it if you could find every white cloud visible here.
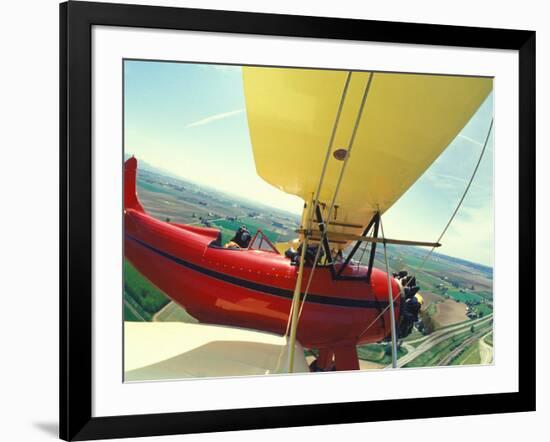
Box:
[458,134,484,147]
[425,170,487,194]
[443,203,494,266]
[185,108,245,129]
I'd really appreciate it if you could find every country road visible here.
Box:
[403,314,491,346]
[188,216,243,227]
[388,314,493,368]
[478,331,494,364]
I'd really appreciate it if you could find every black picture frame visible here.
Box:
[60,1,536,440]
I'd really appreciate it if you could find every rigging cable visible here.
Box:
[282,71,352,338]
[357,117,494,339]
[296,72,375,322]
[282,72,374,372]
[276,72,353,372]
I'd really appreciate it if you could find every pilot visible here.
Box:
[226,225,252,249]
[286,243,325,265]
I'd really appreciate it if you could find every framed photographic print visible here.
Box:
[60,1,536,440]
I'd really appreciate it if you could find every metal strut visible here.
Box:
[380,216,398,368]
[315,204,336,278]
[335,212,380,281]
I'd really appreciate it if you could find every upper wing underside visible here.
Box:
[242,67,492,248]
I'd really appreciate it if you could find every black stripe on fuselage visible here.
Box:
[126,234,388,310]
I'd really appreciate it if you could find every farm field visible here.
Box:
[357,343,408,366]
[134,164,299,244]
[124,260,170,318]
[431,299,469,327]
[404,319,493,368]
[449,341,481,365]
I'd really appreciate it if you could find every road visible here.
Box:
[389,314,493,368]
[478,331,494,364]
[188,216,242,227]
[439,326,492,366]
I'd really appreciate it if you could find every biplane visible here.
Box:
[124,67,492,377]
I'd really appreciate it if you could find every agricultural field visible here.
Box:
[124,260,170,317]
[367,244,493,331]
[430,299,469,327]
[448,329,494,366]
[404,329,472,367]
[124,299,144,322]
[404,319,493,368]
[211,216,294,245]
[357,343,408,366]
[135,166,299,246]
[449,341,481,365]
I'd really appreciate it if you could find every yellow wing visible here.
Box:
[242,67,492,248]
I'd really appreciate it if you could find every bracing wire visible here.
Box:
[275,73,354,371]
[357,118,494,339]
[281,71,352,339]
[403,118,494,287]
[356,238,370,270]
[296,72,375,322]
[277,71,352,370]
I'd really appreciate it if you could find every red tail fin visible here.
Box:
[124,157,144,212]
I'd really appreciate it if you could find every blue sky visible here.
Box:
[124,60,494,266]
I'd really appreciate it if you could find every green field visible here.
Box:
[357,343,408,365]
[124,290,150,320]
[124,260,170,321]
[471,303,492,317]
[402,328,424,342]
[124,303,141,322]
[446,289,484,304]
[405,330,471,367]
[476,290,494,301]
[426,302,438,316]
[136,178,167,194]
[449,341,481,365]
[405,320,492,368]
[213,217,282,244]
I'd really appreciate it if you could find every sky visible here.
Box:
[124,60,494,267]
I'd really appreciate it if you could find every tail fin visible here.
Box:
[124,156,145,212]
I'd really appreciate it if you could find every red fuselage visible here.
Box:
[124,158,400,353]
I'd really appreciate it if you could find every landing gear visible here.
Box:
[308,346,360,372]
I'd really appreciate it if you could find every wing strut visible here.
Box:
[315,204,336,278]
[334,212,380,281]
[287,222,309,373]
[286,73,352,373]
[380,216,399,368]
[355,118,495,367]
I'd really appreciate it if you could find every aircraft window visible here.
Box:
[248,230,279,253]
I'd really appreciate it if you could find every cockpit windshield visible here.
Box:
[248,230,279,253]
